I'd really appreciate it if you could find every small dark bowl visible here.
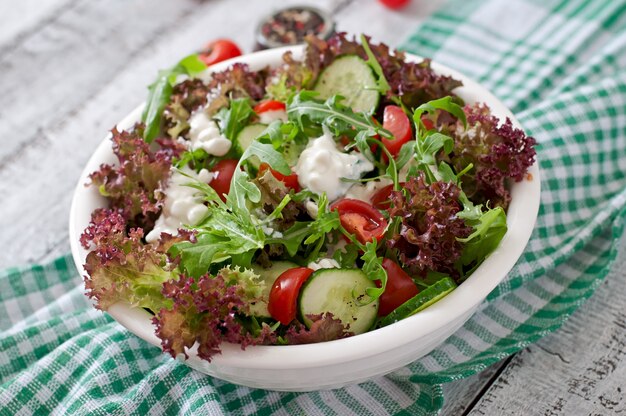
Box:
[254,6,335,50]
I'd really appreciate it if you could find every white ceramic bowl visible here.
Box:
[69,46,541,391]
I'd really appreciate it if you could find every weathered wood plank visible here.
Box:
[441,359,511,415]
[466,236,626,416]
[0,0,76,48]
[0,0,201,165]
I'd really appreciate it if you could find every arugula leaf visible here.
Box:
[409,97,465,184]
[214,97,254,141]
[360,34,391,95]
[263,194,293,223]
[413,132,454,183]
[171,207,266,277]
[302,194,340,245]
[267,193,341,257]
[173,148,209,169]
[142,54,207,143]
[170,233,229,278]
[274,222,311,257]
[359,35,407,111]
[360,240,387,301]
[395,141,416,171]
[287,92,392,139]
[413,96,467,132]
[457,206,507,275]
[227,140,291,210]
[332,243,360,268]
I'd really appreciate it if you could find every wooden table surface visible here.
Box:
[2,0,624,414]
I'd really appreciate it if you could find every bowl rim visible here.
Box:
[69,44,541,370]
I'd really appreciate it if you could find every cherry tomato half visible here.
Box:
[378,0,411,10]
[199,39,242,66]
[371,184,395,210]
[421,116,435,131]
[209,159,239,201]
[254,100,286,114]
[268,267,314,325]
[377,258,420,317]
[381,105,412,158]
[330,199,388,245]
[258,163,300,192]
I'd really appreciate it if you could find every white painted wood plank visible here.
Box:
[0,0,200,164]
[467,235,626,416]
[0,0,75,48]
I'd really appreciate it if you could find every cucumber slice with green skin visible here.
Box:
[297,268,379,335]
[281,140,305,166]
[378,277,457,328]
[235,123,268,164]
[314,55,380,114]
[249,261,298,318]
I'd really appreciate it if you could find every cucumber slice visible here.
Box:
[298,268,379,335]
[378,277,457,328]
[281,140,305,166]
[314,55,380,114]
[235,123,267,157]
[248,261,298,318]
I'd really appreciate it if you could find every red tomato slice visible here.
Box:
[377,258,419,317]
[209,159,239,201]
[370,184,395,210]
[199,39,242,66]
[258,163,300,192]
[378,0,411,9]
[330,199,388,245]
[421,116,435,131]
[268,267,314,325]
[254,100,286,114]
[381,105,412,157]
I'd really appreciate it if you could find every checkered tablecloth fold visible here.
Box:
[2,1,626,414]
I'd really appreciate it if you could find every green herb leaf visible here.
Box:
[267,193,341,256]
[227,140,291,210]
[287,92,392,139]
[332,243,360,268]
[214,97,254,141]
[360,34,391,95]
[303,194,340,245]
[410,97,465,183]
[360,240,387,301]
[275,222,311,257]
[142,54,207,143]
[457,206,507,279]
[413,96,467,131]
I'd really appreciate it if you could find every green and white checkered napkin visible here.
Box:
[2,0,626,414]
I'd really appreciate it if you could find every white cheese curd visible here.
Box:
[145,167,213,243]
[187,111,232,156]
[258,109,287,124]
[307,258,341,271]
[305,199,319,219]
[295,131,374,201]
[345,178,393,203]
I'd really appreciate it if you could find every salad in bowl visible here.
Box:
[73,33,537,386]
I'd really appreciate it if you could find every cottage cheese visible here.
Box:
[187,111,232,156]
[295,131,373,201]
[145,166,213,243]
